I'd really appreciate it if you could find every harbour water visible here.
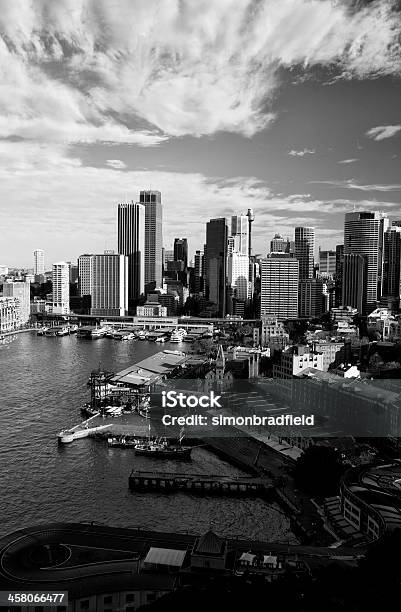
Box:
[0,332,294,542]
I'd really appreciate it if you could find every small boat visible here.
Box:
[57,326,70,336]
[36,327,48,336]
[107,435,145,448]
[170,328,187,343]
[134,427,192,459]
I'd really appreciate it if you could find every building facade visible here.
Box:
[342,253,367,314]
[90,253,128,317]
[78,254,94,297]
[140,190,163,291]
[205,218,228,316]
[33,249,45,276]
[260,254,299,320]
[0,297,21,332]
[118,201,145,305]
[298,278,324,319]
[3,281,30,324]
[295,226,315,280]
[383,224,401,309]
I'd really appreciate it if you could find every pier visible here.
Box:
[129,470,272,497]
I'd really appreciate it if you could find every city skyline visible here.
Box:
[0,0,400,266]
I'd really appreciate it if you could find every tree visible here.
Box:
[293,445,345,497]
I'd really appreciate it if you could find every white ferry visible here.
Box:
[169,328,187,343]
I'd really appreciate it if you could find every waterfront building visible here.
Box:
[136,302,167,317]
[118,200,145,305]
[51,262,70,315]
[342,253,367,314]
[90,252,128,317]
[30,297,47,314]
[343,211,389,313]
[140,190,163,291]
[260,254,299,320]
[2,281,30,324]
[205,218,228,316]
[298,278,324,318]
[33,248,45,276]
[383,224,401,309]
[318,249,336,277]
[0,296,21,332]
[295,227,315,280]
[78,254,94,297]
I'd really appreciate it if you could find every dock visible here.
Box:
[129,470,272,497]
[58,414,110,444]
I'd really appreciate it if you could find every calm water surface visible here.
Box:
[0,332,294,542]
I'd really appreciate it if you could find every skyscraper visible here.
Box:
[78,254,94,297]
[270,234,293,254]
[3,281,30,324]
[205,218,228,316]
[118,201,145,306]
[140,190,163,291]
[335,244,344,306]
[90,252,128,317]
[231,214,249,255]
[173,238,188,269]
[194,250,204,294]
[318,249,336,277]
[295,227,315,280]
[298,278,324,318]
[342,253,367,314]
[227,252,249,301]
[260,254,299,320]
[52,262,70,315]
[33,249,45,276]
[343,211,389,313]
[383,223,401,308]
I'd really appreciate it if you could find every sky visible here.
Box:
[0,0,400,267]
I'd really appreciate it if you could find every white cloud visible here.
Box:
[106,159,127,170]
[0,0,399,144]
[338,158,358,164]
[366,125,401,141]
[311,179,401,192]
[288,148,315,157]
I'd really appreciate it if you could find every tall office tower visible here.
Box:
[318,249,336,277]
[90,252,128,317]
[342,253,367,314]
[33,249,45,276]
[173,238,188,269]
[343,211,389,313]
[118,201,145,306]
[78,254,94,297]
[140,190,163,291]
[52,262,70,315]
[295,227,315,280]
[231,214,249,255]
[383,224,401,308]
[246,209,255,290]
[227,252,249,301]
[194,250,204,294]
[205,218,228,316]
[260,254,299,320]
[335,244,344,306]
[3,281,30,324]
[270,233,292,254]
[298,278,324,318]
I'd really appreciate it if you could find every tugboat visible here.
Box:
[134,427,192,459]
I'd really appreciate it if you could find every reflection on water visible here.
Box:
[0,333,294,542]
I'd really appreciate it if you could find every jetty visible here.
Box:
[129,470,272,497]
[57,415,110,444]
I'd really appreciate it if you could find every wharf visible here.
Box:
[129,470,272,497]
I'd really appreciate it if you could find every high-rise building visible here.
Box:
[343,211,389,313]
[90,252,128,317]
[140,190,163,291]
[118,201,145,305]
[270,234,293,254]
[335,244,344,306]
[231,215,249,256]
[78,254,94,297]
[173,238,188,269]
[194,250,204,294]
[205,218,228,316]
[260,254,299,320]
[383,223,401,308]
[3,281,30,324]
[318,249,336,277]
[33,249,45,276]
[52,262,70,315]
[0,297,21,332]
[295,227,315,280]
[227,252,249,301]
[342,253,367,314]
[298,278,324,318]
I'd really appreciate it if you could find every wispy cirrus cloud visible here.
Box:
[288,148,316,157]
[338,158,359,164]
[0,0,400,147]
[366,124,401,140]
[311,179,401,192]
